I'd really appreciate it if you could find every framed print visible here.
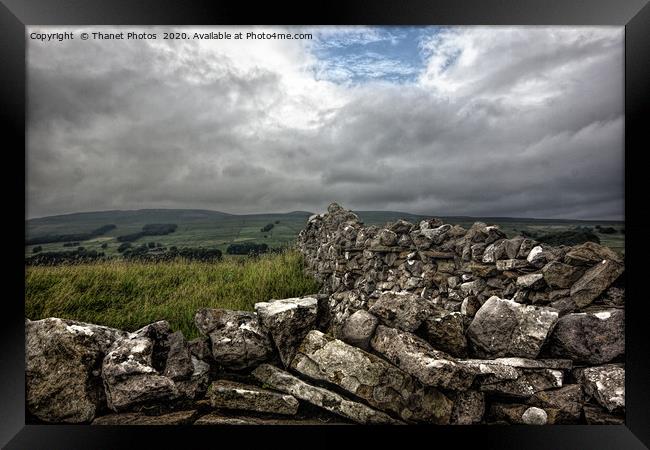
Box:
[1,0,649,448]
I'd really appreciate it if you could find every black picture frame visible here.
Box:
[2,0,649,448]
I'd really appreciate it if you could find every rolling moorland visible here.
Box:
[26,208,625,257]
[24,208,624,338]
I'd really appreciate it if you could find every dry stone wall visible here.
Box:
[25,202,625,425]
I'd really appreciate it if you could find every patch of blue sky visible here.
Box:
[308,26,453,85]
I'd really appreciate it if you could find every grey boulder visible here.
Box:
[194,308,274,370]
[102,325,179,412]
[255,297,318,366]
[340,309,379,350]
[368,290,435,333]
[467,296,558,358]
[26,318,127,423]
[573,364,625,413]
[547,309,624,364]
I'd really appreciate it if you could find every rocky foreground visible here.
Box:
[26,203,625,425]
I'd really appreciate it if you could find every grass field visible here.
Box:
[25,250,321,339]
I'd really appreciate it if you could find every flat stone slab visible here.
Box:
[208,380,299,415]
[252,364,403,424]
[291,330,453,423]
[370,325,475,390]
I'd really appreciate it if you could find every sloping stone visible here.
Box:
[478,369,563,398]
[255,297,318,367]
[26,318,127,423]
[563,242,622,266]
[466,297,558,358]
[194,308,274,370]
[573,364,625,413]
[291,330,453,423]
[370,325,475,390]
[547,309,624,364]
[208,380,299,415]
[368,290,435,332]
[528,385,583,424]
[570,260,624,308]
[542,261,584,289]
[92,410,199,425]
[251,364,403,424]
[516,273,545,289]
[340,309,379,350]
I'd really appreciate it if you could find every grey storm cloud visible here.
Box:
[27,26,624,220]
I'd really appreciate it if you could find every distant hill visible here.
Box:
[26,208,624,257]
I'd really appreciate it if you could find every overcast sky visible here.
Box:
[27,26,624,220]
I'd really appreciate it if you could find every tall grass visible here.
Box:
[25,250,320,339]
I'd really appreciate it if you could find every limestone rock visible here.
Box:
[291,330,453,423]
[368,290,435,333]
[26,318,127,423]
[583,404,624,425]
[573,364,625,413]
[194,308,274,370]
[563,242,622,266]
[528,385,583,423]
[208,380,299,415]
[340,309,379,350]
[174,356,210,401]
[542,261,584,289]
[255,297,318,367]
[570,260,624,308]
[478,369,563,398]
[466,297,558,358]
[324,290,367,337]
[163,331,193,381]
[102,326,178,412]
[521,406,548,425]
[516,273,545,290]
[450,390,485,425]
[251,364,403,424]
[547,309,624,364]
[423,310,467,357]
[370,325,476,390]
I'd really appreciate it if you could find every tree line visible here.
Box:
[116,223,178,242]
[26,224,116,245]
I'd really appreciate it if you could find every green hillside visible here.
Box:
[26,208,625,257]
